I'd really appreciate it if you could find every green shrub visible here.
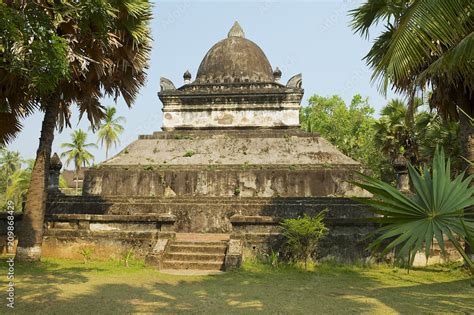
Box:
[280,210,329,270]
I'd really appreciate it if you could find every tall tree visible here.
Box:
[60,130,96,193]
[351,0,473,259]
[96,106,126,160]
[301,94,391,179]
[0,1,152,261]
[350,0,473,174]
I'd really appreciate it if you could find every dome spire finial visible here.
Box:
[228,21,245,38]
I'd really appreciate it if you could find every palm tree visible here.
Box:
[375,98,461,169]
[353,148,473,275]
[0,1,152,261]
[5,160,34,211]
[60,130,97,193]
[416,111,460,168]
[0,148,21,190]
[350,0,473,175]
[96,106,126,160]
[374,99,412,162]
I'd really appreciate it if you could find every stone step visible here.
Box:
[161,260,224,271]
[175,232,230,242]
[172,241,228,246]
[164,252,225,262]
[169,244,227,254]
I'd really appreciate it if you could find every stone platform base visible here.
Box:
[0,196,463,268]
[41,195,376,264]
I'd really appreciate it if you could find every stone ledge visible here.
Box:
[47,196,367,204]
[230,215,374,226]
[145,128,318,139]
[230,215,280,224]
[44,230,158,239]
[45,214,176,223]
[88,164,360,171]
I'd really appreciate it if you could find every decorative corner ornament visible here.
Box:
[160,77,176,91]
[286,73,302,88]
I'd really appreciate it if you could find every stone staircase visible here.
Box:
[161,233,229,271]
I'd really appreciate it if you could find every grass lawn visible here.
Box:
[0,257,473,314]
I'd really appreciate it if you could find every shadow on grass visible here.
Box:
[3,258,473,314]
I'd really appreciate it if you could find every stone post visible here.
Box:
[393,155,410,193]
[224,239,243,271]
[48,153,62,194]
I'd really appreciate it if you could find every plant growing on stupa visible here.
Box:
[280,211,329,270]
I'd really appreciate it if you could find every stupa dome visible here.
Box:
[195,22,274,84]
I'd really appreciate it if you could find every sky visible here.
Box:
[7,0,397,167]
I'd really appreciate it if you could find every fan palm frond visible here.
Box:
[353,147,474,269]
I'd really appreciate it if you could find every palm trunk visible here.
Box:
[16,100,58,262]
[75,173,79,194]
[457,87,473,259]
[458,103,473,179]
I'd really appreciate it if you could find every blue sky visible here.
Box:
[8,0,396,167]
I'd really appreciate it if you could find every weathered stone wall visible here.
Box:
[230,215,376,262]
[0,212,175,260]
[84,129,368,198]
[83,168,365,198]
[40,196,376,261]
[0,198,463,265]
[46,196,368,233]
[163,107,300,130]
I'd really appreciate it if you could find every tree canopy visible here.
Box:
[0,0,152,144]
[300,94,391,179]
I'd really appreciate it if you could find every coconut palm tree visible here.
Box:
[350,0,473,174]
[0,1,152,261]
[60,130,97,193]
[5,160,34,211]
[0,148,21,190]
[96,106,126,160]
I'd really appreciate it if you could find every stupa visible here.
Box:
[43,22,372,270]
[83,22,363,203]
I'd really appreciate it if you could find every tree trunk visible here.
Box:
[458,96,473,179]
[16,100,58,262]
[457,87,473,260]
[75,172,79,194]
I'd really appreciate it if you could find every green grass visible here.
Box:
[0,258,473,314]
